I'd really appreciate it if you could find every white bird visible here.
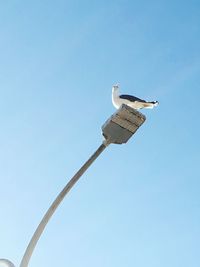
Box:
[112,85,159,110]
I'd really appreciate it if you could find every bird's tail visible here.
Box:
[151,101,159,106]
[143,101,159,109]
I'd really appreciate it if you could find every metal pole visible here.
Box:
[19,140,108,267]
[0,259,15,267]
[0,104,146,267]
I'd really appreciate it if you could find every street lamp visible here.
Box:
[0,104,146,267]
[102,104,146,144]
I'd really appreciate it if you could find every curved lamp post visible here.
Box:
[0,105,146,267]
[0,260,15,267]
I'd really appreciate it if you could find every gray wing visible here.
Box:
[119,94,146,103]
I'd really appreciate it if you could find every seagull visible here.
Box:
[112,85,159,110]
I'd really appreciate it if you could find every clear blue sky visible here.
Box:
[0,1,200,266]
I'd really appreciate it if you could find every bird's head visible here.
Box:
[112,84,119,93]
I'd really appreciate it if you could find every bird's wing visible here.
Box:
[119,94,146,103]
